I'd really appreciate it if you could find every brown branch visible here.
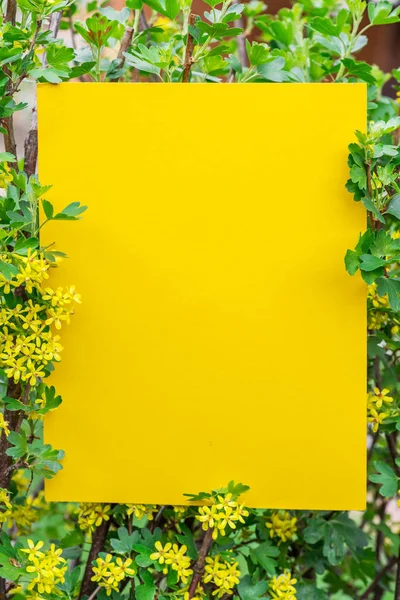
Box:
[5,0,16,24]
[0,382,31,489]
[79,518,112,600]
[182,13,196,83]
[24,11,62,177]
[112,26,134,81]
[1,117,17,161]
[188,528,213,598]
[360,557,396,600]
[386,432,400,477]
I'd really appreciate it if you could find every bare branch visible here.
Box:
[183,13,196,83]
[188,528,213,598]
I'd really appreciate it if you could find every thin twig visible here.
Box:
[87,585,101,600]
[188,528,213,598]
[386,433,400,477]
[78,518,112,599]
[360,557,396,599]
[182,13,196,83]
[113,26,134,81]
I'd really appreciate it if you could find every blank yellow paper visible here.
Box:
[38,83,366,510]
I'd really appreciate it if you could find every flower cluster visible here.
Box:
[91,554,135,596]
[266,511,297,543]
[77,503,111,532]
[0,251,81,387]
[367,283,389,330]
[150,542,193,583]
[269,570,297,599]
[196,493,249,540]
[22,539,67,595]
[367,387,394,433]
[0,492,46,533]
[126,503,158,521]
[203,555,240,598]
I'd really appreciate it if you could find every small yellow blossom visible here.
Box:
[368,406,390,433]
[203,555,240,598]
[126,503,158,521]
[196,494,249,540]
[368,387,393,409]
[150,542,193,583]
[266,511,297,543]
[0,413,10,437]
[269,570,297,599]
[23,540,67,596]
[91,554,135,595]
[77,503,111,532]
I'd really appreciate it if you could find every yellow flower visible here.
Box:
[266,511,297,544]
[0,413,10,437]
[203,555,240,598]
[367,387,393,409]
[12,470,30,493]
[150,542,192,583]
[0,163,13,188]
[196,494,249,540]
[368,407,389,433]
[21,540,45,561]
[24,540,67,596]
[269,570,297,600]
[126,503,158,520]
[77,503,111,532]
[150,541,172,564]
[91,554,135,595]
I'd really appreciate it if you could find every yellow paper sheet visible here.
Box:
[38,83,366,509]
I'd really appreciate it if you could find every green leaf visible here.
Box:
[370,461,398,497]
[309,16,338,36]
[53,201,88,220]
[110,527,139,554]
[246,40,270,66]
[386,194,400,220]
[342,58,376,84]
[6,431,28,459]
[362,196,385,224]
[14,236,39,255]
[42,199,54,219]
[258,57,288,82]
[136,570,156,600]
[250,541,280,575]
[303,519,325,544]
[0,260,18,280]
[350,164,367,189]
[371,230,400,257]
[176,524,198,560]
[368,1,400,25]
[0,555,24,581]
[0,152,16,163]
[238,576,269,600]
[359,254,386,271]
[376,277,400,311]
[297,585,327,600]
[345,249,360,275]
